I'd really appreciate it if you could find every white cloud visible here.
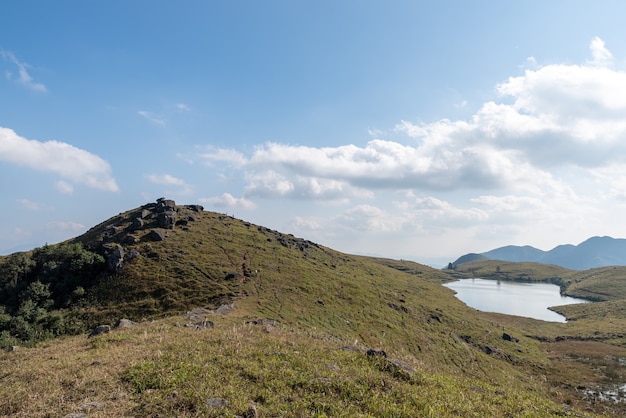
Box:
[46,221,86,233]
[335,204,406,232]
[55,180,74,195]
[0,127,119,192]
[176,103,191,112]
[200,193,256,210]
[138,110,166,126]
[193,36,626,202]
[588,36,613,67]
[146,173,193,195]
[1,50,47,92]
[16,198,48,211]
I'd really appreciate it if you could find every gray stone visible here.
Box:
[104,243,125,272]
[215,303,235,314]
[186,204,204,212]
[89,325,111,338]
[242,405,258,418]
[205,397,228,409]
[114,318,138,329]
[157,210,177,229]
[129,217,144,231]
[80,401,106,412]
[125,249,140,261]
[149,229,166,241]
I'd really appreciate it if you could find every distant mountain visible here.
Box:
[451,236,626,270]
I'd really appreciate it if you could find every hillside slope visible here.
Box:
[1,199,624,416]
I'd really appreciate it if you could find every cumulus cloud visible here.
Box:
[0,127,119,192]
[335,204,405,232]
[1,50,47,92]
[588,36,613,67]
[146,173,193,195]
[196,37,626,203]
[200,193,256,210]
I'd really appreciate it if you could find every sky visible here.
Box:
[3,1,626,267]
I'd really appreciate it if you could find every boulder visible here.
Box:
[129,217,144,231]
[103,244,125,272]
[114,318,138,329]
[89,325,111,338]
[149,229,166,241]
[366,349,387,358]
[125,249,141,261]
[157,210,177,229]
[186,204,204,212]
[156,197,176,212]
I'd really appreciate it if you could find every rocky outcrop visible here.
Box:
[103,243,125,272]
[157,211,177,229]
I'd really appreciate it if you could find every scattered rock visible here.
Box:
[186,204,204,212]
[186,307,212,320]
[9,345,19,352]
[156,197,177,211]
[225,272,243,281]
[206,397,228,409]
[366,349,387,358]
[129,217,144,231]
[103,243,125,272]
[429,313,441,323]
[246,318,278,326]
[80,401,106,412]
[149,229,166,241]
[386,358,416,375]
[242,405,258,418]
[157,210,177,229]
[184,320,214,330]
[502,332,519,342]
[88,325,111,338]
[215,303,235,314]
[114,318,138,329]
[125,249,141,261]
[123,235,139,245]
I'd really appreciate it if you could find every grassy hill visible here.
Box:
[1,200,626,416]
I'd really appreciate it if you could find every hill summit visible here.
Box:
[450,236,626,270]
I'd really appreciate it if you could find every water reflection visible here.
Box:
[443,278,589,322]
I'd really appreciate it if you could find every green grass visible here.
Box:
[3,202,626,415]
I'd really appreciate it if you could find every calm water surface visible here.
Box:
[443,278,589,322]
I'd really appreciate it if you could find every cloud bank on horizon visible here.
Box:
[2,18,626,265]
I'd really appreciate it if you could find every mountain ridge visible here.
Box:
[451,235,626,270]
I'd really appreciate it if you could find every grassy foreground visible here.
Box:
[0,312,578,417]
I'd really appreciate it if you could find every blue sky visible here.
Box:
[3,1,626,266]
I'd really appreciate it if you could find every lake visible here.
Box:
[443,278,589,322]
